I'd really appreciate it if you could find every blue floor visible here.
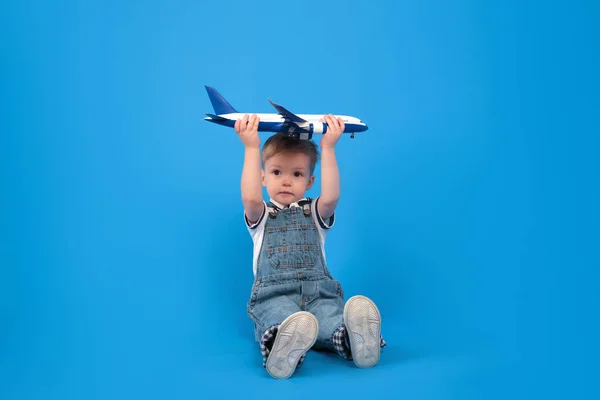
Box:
[2,199,594,399]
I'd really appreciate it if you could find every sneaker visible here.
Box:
[343,295,381,368]
[266,311,319,379]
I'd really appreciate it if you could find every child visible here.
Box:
[234,114,385,379]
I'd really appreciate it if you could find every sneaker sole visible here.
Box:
[266,311,319,379]
[343,295,381,368]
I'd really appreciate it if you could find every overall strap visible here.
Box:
[296,198,312,216]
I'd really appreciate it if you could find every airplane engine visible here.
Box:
[309,123,328,135]
[288,122,329,140]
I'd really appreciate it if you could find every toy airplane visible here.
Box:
[204,86,368,140]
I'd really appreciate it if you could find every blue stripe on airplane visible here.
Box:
[207,119,366,134]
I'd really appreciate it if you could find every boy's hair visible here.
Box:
[261,133,320,174]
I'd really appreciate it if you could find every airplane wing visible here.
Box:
[268,99,307,123]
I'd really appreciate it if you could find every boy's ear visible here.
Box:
[307,175,315,190]
[261,170,266,186]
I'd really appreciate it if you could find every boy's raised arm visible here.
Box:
[235,114,264,224]
[318,114,345,221]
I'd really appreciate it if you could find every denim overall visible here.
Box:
[247,199,345,351]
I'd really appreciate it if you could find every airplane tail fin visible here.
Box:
[205,86,238,115]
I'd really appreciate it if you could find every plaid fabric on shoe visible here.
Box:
[332,325,387,360]
[260,325,306,369]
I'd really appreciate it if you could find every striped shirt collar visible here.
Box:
[268,198,308,210]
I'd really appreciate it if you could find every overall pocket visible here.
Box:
[264,213,320,270]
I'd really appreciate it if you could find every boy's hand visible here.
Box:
[319,114,344,149]
[234,114,260,149]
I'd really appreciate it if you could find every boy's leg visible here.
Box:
[248,282,303,341]
[306,282,386,365]
[304,279,346,351]
[248,282,317,378]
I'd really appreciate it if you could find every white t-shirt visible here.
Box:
[245,197,334,276]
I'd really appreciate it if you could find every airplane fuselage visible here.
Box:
[205,113,368,135]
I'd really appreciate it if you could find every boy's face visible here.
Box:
[262,152,315,206]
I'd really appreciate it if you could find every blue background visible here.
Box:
[1,0,599,399]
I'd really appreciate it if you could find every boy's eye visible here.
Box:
[294,172,303,177]
[272,170,280,175]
